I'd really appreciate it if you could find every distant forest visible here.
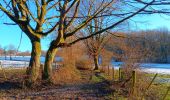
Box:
[107,28,170,63]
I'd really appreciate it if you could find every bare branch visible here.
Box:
[68,0,155,46]
[35,0,41,18]
[0,4,24,23]
[47,1,59,11]
[65,0,80,30]
[65,0,115,38]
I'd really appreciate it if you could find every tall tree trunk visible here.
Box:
[42,45,58,81]
[26,38,41,86]
[94,55,99,70]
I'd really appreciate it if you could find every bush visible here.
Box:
[75,58,92,70]
[51,64,81,84]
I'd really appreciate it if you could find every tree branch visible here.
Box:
[0,4,24,24]
[65,0,114,38]
[67,0,155,46]
[65,0,80,30]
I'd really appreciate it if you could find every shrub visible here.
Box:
[51,63,81,84]
[75,58,92,70]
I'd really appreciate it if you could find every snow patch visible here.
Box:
[142,68,170,74]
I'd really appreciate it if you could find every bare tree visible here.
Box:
[83,19,112,70]
[42,0,170,80]
[43,0,116,80]
[0,0,67,85]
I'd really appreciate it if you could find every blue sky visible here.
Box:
[0,14,170,51]
[131,14,170,30]
[0,24,50,51]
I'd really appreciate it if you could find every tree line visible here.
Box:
[106,28,170,63]
[135,28,170,63]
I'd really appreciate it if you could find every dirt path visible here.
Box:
[0,70,114,100]
[18,82,112,99]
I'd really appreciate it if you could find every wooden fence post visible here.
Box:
[107,65,110,76]
[119,68,122,81]
[108,65,110,76]
[132,70,136,88]
[132,70,136,93]
[112,66,114,80]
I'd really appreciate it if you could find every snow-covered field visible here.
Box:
[0,56,62,62]
[141,68,170,74]
[0,56,170,74]
[0,60,29,68]
[112,62,170,74]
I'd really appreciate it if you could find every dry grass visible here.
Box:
[51,64,81,85]
[0,68,26,81]
[100,63,166,99]
[119,71,166,100]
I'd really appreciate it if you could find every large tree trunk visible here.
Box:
[42,45,58,81]
[26,38,41,86]
[93,55,99,70]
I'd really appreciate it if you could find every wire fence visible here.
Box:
[0,62,64,71]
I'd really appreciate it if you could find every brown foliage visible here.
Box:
[75,57,93,70]
[52,39,85,84]
[56,37,86,64]
[51,64,81,84]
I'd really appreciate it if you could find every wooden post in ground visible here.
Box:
[132,70,136,93]
[119,68,122,81]
[108,65,110,76]
[132,70,136,87]
[112,66,114,80]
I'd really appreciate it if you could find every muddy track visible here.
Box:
[0,70,114,100]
